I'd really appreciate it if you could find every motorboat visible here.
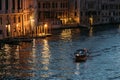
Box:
[74,48,88,62]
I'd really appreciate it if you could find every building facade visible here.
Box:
[0,0,35,39]
[37,0,69,24]
[69,0,80,24]
[37,0,80,28]
[80,0,120,26]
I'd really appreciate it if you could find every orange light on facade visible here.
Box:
[30,17,35,28]
[30,16,35,26]
[16,24,19,27]
[30,16,35,37]
[16,24,19,31]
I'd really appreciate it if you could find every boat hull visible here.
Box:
[75,55,87,62]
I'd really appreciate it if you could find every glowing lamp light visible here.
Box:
[44,24,48,28]
[89,16,93,25]
[16,24,18,27]
[6,24,10,32]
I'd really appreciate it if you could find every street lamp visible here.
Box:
[89,16,93,26]
[44,23,48,35]
[89,16,93,36]
[6,24,10,37]
[30,16,35,37]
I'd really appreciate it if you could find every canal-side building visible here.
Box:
[68,0,80,24]
[37,0,80,29]
[80,0,120,26]
[0,0,35,39]
[37,0,69,28]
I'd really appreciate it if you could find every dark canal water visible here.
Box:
[0,25,120,80]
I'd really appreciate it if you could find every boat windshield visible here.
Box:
[79,51,83,54]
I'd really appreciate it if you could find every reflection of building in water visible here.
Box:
[89,27,93,37]
[40,39,51,78]
[0,44,20,78]
[18,42,35,77]
[0,42,37,78]
[60,29,72,40]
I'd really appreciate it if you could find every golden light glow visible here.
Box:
[44,24,48,28]
[40,39,51,78]
[89,16,93,25]
[42,39,50,59]
[30,16,35,26]
[44,23,48,34]
[89,27,93,37]
[69,18,72,20]
[41,39,50,65]
[64,18,67,24]
[60,29,72,40]
[6,24,11,33]
[16,24,19,27]
[31,19,35,22]
[30,16,35,36]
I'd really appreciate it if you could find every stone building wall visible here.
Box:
[0,0,34,39]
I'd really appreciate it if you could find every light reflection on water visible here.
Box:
[74,63,80,75]
[0,42,37,79]
[40,39,51,78]
[60,29,72,40]
[0,27,120,80]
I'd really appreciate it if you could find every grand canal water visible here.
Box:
[0,25,120,80]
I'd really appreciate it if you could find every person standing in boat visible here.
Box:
[83,48,90,56]
[83,48,88,53]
